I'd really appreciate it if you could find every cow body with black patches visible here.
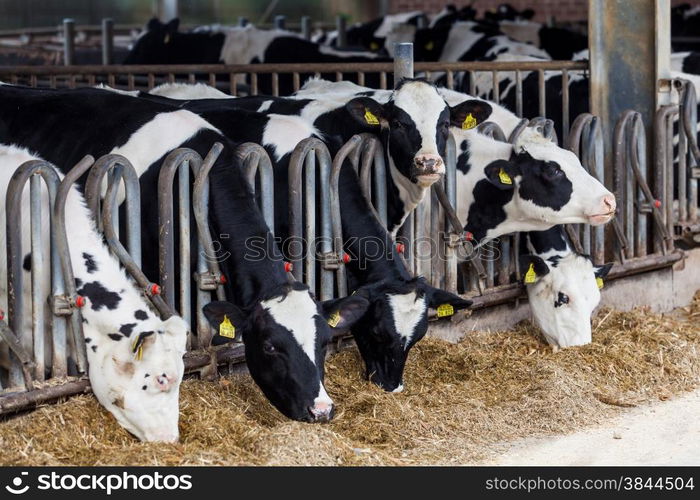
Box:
[0,84,367,422]
[0,144,188,443]
[138,84,472,392]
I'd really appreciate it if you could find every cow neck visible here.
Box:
[526,226,573,259]
[337,158,413,286]
[383,130,429,237]
[205,155,290,310]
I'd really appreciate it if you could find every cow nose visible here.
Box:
[156,373,174,391]
[308,401,334,422]
[414,154,444,174]
[602,194,616,213]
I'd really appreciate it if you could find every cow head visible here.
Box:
[344,80,493,191]
[521,253,613,348]
[87,314,188,442]
[337,278,471,392]
[123,18,181,64]
[203,283,368,422]
[458,132,616,242]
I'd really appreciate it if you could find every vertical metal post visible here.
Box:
[588,0,670,174]
[274,15,286,30]
[393,43,414,85]
[156,0,178,21]
[301,16,311,40]
[336,15,347,49]
[62,19,75,66]
[101,18,114,65]
[394,43,414,271]
[238,17,249,27]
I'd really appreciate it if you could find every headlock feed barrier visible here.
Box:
[1,62,699,413]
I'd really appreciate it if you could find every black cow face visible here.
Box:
[203,286,368,422]
[345,80,492,191]
[345,278,471,392]
[123,18,181,64]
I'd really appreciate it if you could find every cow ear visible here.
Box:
[484,159,520,189]
[203,301,247,343]
[321,295,369,332]
[449,99,493,129]
[147,18,163,31]
[424,286,472,313]
[519,255,550,284]
[594,262,613,278]
[165,18,180,33]
[345,97,386,129]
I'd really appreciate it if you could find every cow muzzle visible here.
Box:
[308,401,334,422]
[412,154,444,186]
[587,194,617,225]
[155,373,175,392]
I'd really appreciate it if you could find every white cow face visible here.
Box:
[522,253,612,348]
[88,315,188,442]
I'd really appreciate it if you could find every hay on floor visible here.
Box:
[0,293,698,466]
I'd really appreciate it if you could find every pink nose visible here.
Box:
[156,373,174,391]
[308,401,334,422]
[602,194,616,213]
[413,154,444,174]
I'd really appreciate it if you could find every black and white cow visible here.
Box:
[138,83,473,392]
[124,19,387,95]
[0,84,367,422]
[295,81,617,346]
[317,11,425,51]
[520,226,612,347]
[0,144,188,442]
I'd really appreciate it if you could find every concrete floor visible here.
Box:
[490,390,700,465]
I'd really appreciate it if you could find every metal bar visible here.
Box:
[274,15,286,30]
[6,161,65,388]
[53,156,97,376]
[101,18,114,65]
[62,19,75,66]
[393,43,414,83]
[538,69,545,117]
[301,16,311,40]
[29,174,45,381]
[336,16,347,49]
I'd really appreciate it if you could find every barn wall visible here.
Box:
[387,0,700,23]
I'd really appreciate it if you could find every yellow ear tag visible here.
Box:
[498,168,513,185]
[328,311,341,328]
[364,108,380,125]
[425,40,435,51]
[596,277,604,289]
[219,315,236,339]
[370,42,380,50]
[436,303,454,318]
[132,338,144,361]
[461,113,477,130]
[524,263,537,284]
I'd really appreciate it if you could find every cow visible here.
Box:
[292,81,617,346]
[0,144,188,442]
[123,19,386,95]
[520,226,612,347]
[123,19,300,65]
[136,83,473,392]
[317,11,425,50]
[0,84,367,422]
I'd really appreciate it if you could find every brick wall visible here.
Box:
[388,0,700,23]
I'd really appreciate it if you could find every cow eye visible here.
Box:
[263,342,276,354]
[544,163,564,179]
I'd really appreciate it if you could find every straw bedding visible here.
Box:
[0,293,698,466]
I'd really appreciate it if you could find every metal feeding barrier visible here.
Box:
[655,78,700,247]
